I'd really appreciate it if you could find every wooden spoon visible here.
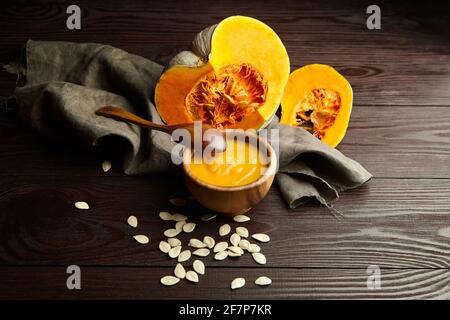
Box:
[95,106,227,152]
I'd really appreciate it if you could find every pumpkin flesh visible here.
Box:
[155,16,290,130]
[280,64,353,147]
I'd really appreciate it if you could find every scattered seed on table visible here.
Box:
[236,227,248,238]
[228,250,242,258]
[174,263,186,279]
[164,228,181,238]
[214,251,228,260]
[213,241,228,253]
[102,160,112,172]
[168,245,182,258]
[172,213,188,222]
[159,211,173,221]
[127,215,138,228]
[239,239,250,250]
[133,235,149,244]
[252,252,267,265]
[186,270,199,283]
[251,233,270,243]
[193,260,205,275]
[183,222,196,233]
[231,278,245,290]
[175,220,186,231]
[230,233,241,246]
[167,238,181,247]
[228,246,244,255]
[203,236,215,249]
[255,276,272,286]
[75,201,89,210]
[159,240,171,253]
[178,250,191,263]
[161,275,180,286]
[189,238,206,248]
[247,243,261,253]
[170,198,187,207]
[219,224,231,236]
[193,248,210,257]
[233,215,250,223]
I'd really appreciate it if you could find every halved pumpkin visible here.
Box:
[155,16,290,130]
[280,64,353,147]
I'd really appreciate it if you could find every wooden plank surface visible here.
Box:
[1,266,449,300]
[0,0,449,299]
[2,106,450,178]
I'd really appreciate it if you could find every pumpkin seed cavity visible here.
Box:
[186,63,268,129]
[295,88,341,140]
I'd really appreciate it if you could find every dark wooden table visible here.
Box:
[1,0,449,299]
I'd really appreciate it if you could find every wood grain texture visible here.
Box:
[1,176,450,268]
[2,105,450,178]
[0,1,449,106]
[0,266,449,299]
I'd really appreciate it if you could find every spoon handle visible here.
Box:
[96,106,171,133]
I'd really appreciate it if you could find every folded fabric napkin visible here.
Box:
[5,40,371,208]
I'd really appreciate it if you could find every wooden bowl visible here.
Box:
[182,130,277,216]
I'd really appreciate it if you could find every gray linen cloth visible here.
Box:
[6,40,372,208]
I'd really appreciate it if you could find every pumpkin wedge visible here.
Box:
[280,64,353,147]
[155,16,290,130]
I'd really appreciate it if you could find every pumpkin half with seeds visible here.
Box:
[280,64,353,147]
[155,16,290,130]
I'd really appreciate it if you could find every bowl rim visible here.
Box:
[182,129,278,191]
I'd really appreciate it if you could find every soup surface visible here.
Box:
[188,138,268,187]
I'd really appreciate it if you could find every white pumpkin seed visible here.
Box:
[236,227,249,238]
[178,250,191,263]
[200,213,217,221]
[133,235,149,244]
[219,224,231,236]
[193,260,205,275]
[102,160,112,172]
[170,198,187,207]
[228,246,244,255]
[228,250,241,258]
[230,233,241,246]
[167,238,181,247]
[175,220,186,231]
[233,215,250,223]
[183,222,196,233]
[127,215,138,228]
[214,251,228,260]
[160,275,180,286]
[231,277,245,290]
[193,248,210,257]
[189,238,206,248]
[75,201,89,210]
[174,263,186,279]
[168,245,182,258]
[164,228,181,238]
[203,236,215,249]
[247,243,261,253]
[159,211,173,221]
[252,252,267,265]
[255,276,272,286]
[213,241,228,253]
[251,233,270,243]
[159,240,171,253]
[186,270,199,283]
[172,213,188,222]
[239,239,250,250]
